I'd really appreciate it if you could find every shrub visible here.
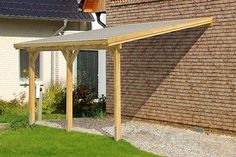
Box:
[9,115,35,131]
[73,84,95,116]
[41,75,106,118]
[73,71,106,118]
[0,101,5,115]
[98,94,106,111]
[42,83,66,114]
[0,93,27,116]
[78,95,106,118]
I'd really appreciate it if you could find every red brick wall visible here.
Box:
[106,0,236,134]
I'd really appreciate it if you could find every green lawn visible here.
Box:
[0,126,158,157]
[0,114,66,123]
[0,114,26,123]
[43,113,66,120]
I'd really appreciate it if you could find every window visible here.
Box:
[20,49,40,79]
[77,50,98,97]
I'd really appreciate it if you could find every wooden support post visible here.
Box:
[28,51,39,125]
[113,45,122,141]
[62,50,78,131]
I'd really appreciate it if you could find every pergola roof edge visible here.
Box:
[107,17,213,46]
[14,39,109,51]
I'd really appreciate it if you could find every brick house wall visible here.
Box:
[106,0,236,134]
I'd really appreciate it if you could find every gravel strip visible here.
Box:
[36,121,63,129]
[103,121,236,157]
[36,120,103,135]
[38,119,236,157]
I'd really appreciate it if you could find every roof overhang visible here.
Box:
[14,17,213,51]
[0,14,94,22]
[80,0,106,13]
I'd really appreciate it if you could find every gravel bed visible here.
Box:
[38,118,236,157]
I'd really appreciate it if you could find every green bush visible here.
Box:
[72,71,106,118]
[73,84,95,116]
[42,83,66,114]
[79,95,106,118]
[0,95,27,116]
[41,79,106,118]
[0,94,27,123]
[9,115,35,131]
[0,101,6,115]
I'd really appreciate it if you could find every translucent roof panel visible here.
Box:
[14,17,212,51]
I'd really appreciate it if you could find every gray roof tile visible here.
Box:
[0,0,94,22]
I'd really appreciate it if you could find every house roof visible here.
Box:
[14,17,213,51]
[0,0,94,22]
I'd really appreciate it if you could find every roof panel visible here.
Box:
[14,17,213,50]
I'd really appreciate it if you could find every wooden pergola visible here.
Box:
[14,17,212,141]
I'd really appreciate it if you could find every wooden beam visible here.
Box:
[28,51,39,125]
[113,45,122,141]
[62,50,78,62]
[62,51,67,60]
[72,50,79,62]
[63,50,78,131]
[14,40,108,51]
[25,45,109,53]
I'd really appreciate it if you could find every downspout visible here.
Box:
[51,19,68,84]
[95,12,106,28]
[53,19,68,36]
[94,12,106,97]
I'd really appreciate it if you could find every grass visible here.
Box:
[0,114,26,123]
[0,112,103,123]
[0,100,158,157]
[0,126,158,157]
[0,113,66,123]
[0,99,27,123]
[43,113,66,120]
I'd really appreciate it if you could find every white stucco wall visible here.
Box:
[57,52,67,83]
[0,19,63,100]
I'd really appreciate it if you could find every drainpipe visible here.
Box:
[51,19,68,84]
[95,12,106,28]
[53,19,68,36]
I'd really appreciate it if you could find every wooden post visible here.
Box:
[113,45,122,141]
[28,51,39,125]
[62,50,78,131]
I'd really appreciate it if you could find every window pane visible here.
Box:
[77,50,98,97]
[20,49,40,79]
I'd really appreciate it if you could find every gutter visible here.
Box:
[51,19,68,84]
